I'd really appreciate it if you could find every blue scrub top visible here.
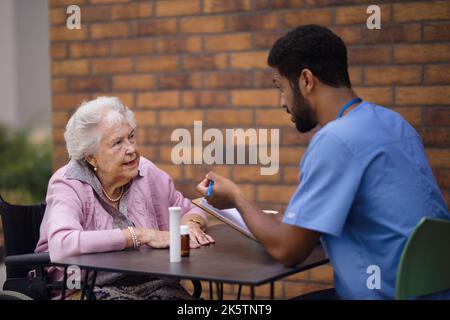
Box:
[283,102,450,299]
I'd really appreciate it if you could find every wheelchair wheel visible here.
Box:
[0,290,33,300]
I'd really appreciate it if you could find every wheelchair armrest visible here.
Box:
[5,252,50,268]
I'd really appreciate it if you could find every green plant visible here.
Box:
[0,125,52,204]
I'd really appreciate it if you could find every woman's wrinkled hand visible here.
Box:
[137,229,170,248]
[185,222,215,249]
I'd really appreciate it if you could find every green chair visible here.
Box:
[396,217,450,300]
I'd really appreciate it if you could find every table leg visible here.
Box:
[236,285,242,300]
[60,266,68,300]
[270,282,274,300]
[80,270,90,300]
[250,286,255,300]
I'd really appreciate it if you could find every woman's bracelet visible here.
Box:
[128,226,141,249]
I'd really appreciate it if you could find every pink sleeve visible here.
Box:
[44,176,126,261]
[154,166,208,225]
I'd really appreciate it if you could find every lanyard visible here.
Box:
[336,97,363,119]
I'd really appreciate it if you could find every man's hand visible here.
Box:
[197,171,241,209]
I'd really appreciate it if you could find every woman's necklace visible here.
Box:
[101,184,123,203]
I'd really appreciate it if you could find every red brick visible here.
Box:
[52,78,67,94]
[282,127,315,145]
[424,108,450,126]
[394,44,450,64]
[425,65,450,84]
[203,0,252,13]
[232,89,279,107]
[254,0,304,10]
[354,87,393,106]
[159,110,203,127]
[82,6,111,22]
[136,56,180,73]
[335,4,391,25]
[51,60,89,76]
[52,127,65,144]
[330,26,362,45]
[52,145,69,171]
[230,51,269,69]
[92,58,133,74]
[182,91,229,108]
[283,166,300,184]
[156,36,202,54]
[232,166,280,183]
[419,128,450,148]
[206,110,253,126]
[204,71,253,89]
[255,109,292,127]
[184,165,230,181]
[52,94,91,109]
[392,107,422,127]
[49,8,66,25]
[257,185,297,203]
[424,22,450,42]
[362,24,421,44]
[279,147,305,165]
[113,75,156,91]
[90,22,130,39]
[90,0,128,4]
[253,31,286,49]
[134,111,157,126]
[393,1,450,22]
[155,0,200,16]
[111,3,153,19]
[136,19,177,36]
[111,39,154,56]
[434,169,450,189]
[50,26,88,42]
[50,43,67,59]
[159,73,203,90]
[255,69,276,88]
[137,92,180,109]
[364,66,422,85]
[348,47,392,65]
[49,0,88,7]
[310,264,334,284]
[70,42,109,58]
[282,9,333,27]
[180,16,226,34]
[70,76,111,93]
[230,13,279,32]
[51,111,68,128]
[349,66,362,85]
[182,54,228,71]
[205,33,252,52]
[426,149,450,168]
[396,86,450,106]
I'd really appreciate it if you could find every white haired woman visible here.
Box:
[35,96,214,300]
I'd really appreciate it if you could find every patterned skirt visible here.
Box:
[66,275,195,300]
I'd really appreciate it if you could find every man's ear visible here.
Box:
[298,69,315,94]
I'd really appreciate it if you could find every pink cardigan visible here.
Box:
[35,157,206,261]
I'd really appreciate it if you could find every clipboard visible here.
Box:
[192,197,257,241]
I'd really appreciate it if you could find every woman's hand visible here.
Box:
[185,222,215,249]
[136,229,170,248]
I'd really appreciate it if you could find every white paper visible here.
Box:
[200,198,254,239]
[169,207,181,262]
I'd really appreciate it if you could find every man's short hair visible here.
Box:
[268,24,352,88]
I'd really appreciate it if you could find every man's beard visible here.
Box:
[291,85,317,133]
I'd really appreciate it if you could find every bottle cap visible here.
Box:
[180,225,189,235]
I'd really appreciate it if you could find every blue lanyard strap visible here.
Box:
[337,97,363,119]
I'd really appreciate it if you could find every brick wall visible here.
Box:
[48,0,450,299]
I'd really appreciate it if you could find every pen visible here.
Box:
[207,180,214,197]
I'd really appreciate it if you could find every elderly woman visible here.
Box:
[35,96,214,300]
